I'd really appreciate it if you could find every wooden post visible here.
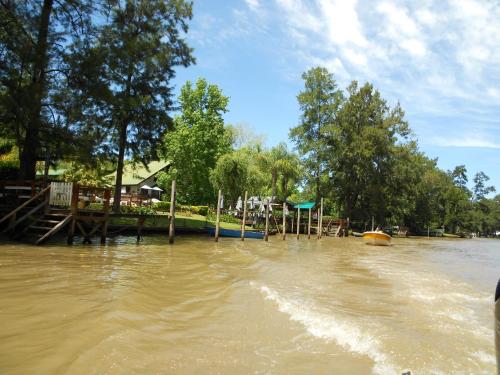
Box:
[316,208,320,239]
[101,188,110,244]
[241,191,248,241]
[291,210,294,233]
[282,202,286,240]
[308,208,311,239]
[67,183,79,245]
[264,198,269,241]
[215,189,222,242]
[296,206,300,239]
[137,217,145,242]
[320,198,324,238]
[169,180,176,244]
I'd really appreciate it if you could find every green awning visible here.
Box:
[292,201,316,209]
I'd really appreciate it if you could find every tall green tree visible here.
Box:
[472,171,495,202]
[64,0,195,211]
[290,67,343,202]
[161,78,231,205]
[0,0,94,179]
[327,81,411,223]
[257,142,294,200]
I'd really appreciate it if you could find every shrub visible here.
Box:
[153,201,171,212]
[120,205,157,215]
[0,160,20,180]
[88,203,104,211]
[152,202,209,216]
[193,205,208,216]
[207,211,241,224]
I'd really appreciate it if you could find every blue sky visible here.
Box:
[173,0,500,193]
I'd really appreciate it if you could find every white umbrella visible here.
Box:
[236,196,242,211]
[141,185,153,202]
[152,186,163,199]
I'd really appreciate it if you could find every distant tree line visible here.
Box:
[290,66,499,235]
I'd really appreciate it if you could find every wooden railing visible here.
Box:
[0,180,43,203]
[70,185,111,213]
[118,193,150,206]
[0,185,51,225]
[0,185,51,233]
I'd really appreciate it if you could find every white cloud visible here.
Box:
[245,0,261,11]
[189,0,500,145]
[319,0,368,48]
[430,135,500,149]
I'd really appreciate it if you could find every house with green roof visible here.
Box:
[108,160,170,194]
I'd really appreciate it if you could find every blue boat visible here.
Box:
[206,227,264,239]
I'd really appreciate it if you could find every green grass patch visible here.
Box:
[108,213,253,231]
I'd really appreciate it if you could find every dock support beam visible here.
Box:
[215,189,221,242]
[319,198,324,239]
[296,206,300,239]
[169,180,176,244]
[282,202,286,240]
[241,191,247,241]
[264,198,269,241]
[308,208,311,239]
[101,189,110,244]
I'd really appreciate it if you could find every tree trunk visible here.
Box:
[113,64,133,212]
[282,176,289,200]
[315,163,321,203]
[113,122,128,212]
[271,170,277,200]
[19,0,53,180]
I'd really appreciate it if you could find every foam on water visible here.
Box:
[471,350,496,365]
[251,282,397,375]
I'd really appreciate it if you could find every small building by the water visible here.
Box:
[108,160,170,194]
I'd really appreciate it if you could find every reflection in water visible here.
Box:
[0,236,498,374]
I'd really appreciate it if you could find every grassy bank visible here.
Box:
[109,213,253,231]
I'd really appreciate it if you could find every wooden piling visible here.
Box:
[308,208,311,239]
[316,208,320,239]
[296,206,300,239]
[101,189,110,244]
[282,202,286,240]
[319,198,324,238]
[67,183,79,245]
[137,217,145,242]
[168,180,176,244]
[264,198,269,241]
[215,189,222,242]
[241,191,248,241]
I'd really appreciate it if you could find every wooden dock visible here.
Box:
[0,181,175,245]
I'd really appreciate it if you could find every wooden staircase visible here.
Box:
[0,185,72,245]
[324,219,348,237]
[14,210,72,245]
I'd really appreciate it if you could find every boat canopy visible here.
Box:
[292,201,316,209]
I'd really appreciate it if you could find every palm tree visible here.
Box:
[258,143,301,201]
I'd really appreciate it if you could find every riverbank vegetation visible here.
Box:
[0,1,498,236]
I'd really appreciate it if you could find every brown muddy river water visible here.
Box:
[0,236,498,374]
